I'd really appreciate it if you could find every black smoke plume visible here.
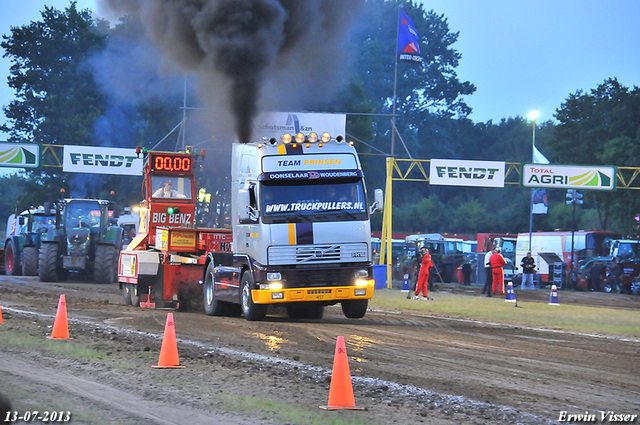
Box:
[100,0,363,143]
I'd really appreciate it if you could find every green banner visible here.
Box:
[0,142,41,169]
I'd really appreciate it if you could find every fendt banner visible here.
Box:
[62,145,143,176]
[430,159,505,188]
[522,164,616,191]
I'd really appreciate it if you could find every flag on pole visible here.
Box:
[397,8,423,64]
[533,145,550,164]
[532,188,548,214]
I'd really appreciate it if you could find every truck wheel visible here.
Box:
[39,243,59,282]
[4,239,20,276]
[204,263,226,316]
[22,246,38,276]
[131,284,140,307]
[240,271,267,321]
[94,245,117,284]
[341,299,368,319]
[122,283,132,305]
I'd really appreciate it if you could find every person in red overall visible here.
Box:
[414,246,433,300]
[490,247,507,295]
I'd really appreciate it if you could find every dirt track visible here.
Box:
[1,275,639,425]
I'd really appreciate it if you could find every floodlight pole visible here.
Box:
[528,117,536,251]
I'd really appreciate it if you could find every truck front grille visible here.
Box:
[285,267,355,287]
[268,243,368,265]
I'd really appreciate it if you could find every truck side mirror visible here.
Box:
[238,189,259,222]
[370,188,384,214]
[18,216,25,226]
[238,189,250,221]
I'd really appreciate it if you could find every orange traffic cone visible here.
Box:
[48,295,71,339]
[152,313,185,369]
[320,336,363,410]
[0,302,4,324]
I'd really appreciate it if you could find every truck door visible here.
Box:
[236,183,260,258]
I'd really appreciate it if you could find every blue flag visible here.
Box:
[397,8,423,64]
[532,188,548,214]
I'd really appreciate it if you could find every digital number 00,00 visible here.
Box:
[153,155,192,173]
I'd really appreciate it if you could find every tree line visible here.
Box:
[1,0,639,238]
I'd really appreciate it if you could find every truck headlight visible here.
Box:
[271,292,284,300]
[355,279,374,287]
[267,272,282,281]
[260,282,283,290]
[354,269,369,278]
[354,289,367,296]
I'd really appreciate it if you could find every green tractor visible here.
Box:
[4,205,57,276]
[39,199,123,283]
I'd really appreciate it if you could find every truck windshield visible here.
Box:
[261,180,368,223]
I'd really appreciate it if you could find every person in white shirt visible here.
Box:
[152,180,185,198]
[481,249,494,297]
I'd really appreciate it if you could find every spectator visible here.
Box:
[462,262,472,286]
[481,249,494,297]
[608,258,624,294]
[589,261,603,292]
[520,251,536,290]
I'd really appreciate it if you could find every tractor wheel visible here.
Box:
[4,239,20,276]
[22,246,38,276]
[38,243,59,282]
[94,245,117,284]
[341,299,368,319]
[240,271,267,321]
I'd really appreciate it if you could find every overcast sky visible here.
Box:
[1,0,639,137]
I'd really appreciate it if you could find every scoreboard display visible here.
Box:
[149,153,193,174]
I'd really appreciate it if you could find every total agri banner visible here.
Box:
[522,164,616,191]
[62,145,143,176]
[0,142,41,169]
[429,159,505,188]
[253,112,346,140]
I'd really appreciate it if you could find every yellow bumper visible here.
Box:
[252,284,374,304]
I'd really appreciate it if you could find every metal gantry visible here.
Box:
[378,158,640,287]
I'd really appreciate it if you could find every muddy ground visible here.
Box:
[0,275,639,425]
